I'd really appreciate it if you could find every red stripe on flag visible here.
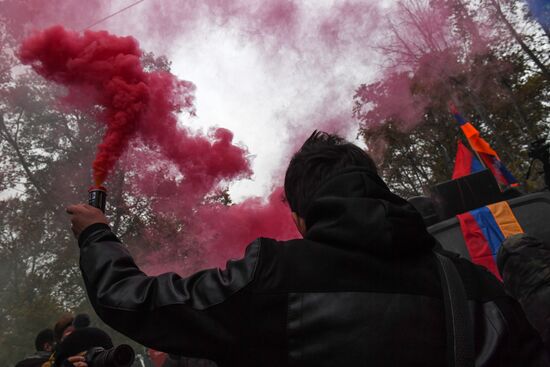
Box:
[457,211,502,280]
[452,140,474,179]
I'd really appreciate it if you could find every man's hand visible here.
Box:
[66,204,109,238]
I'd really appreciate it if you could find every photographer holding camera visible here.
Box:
[54,314,134,367]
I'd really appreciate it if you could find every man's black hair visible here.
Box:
[35,328,54,351]
[284,130,378,217]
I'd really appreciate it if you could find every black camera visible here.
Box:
[85,345,135,367]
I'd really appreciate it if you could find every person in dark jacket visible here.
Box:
[67,131,548,367]
[497,233,550,352]
[15,329,55,367]
[54,325,114,367]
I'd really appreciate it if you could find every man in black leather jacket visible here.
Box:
[67,131,548,366]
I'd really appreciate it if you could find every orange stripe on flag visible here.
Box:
[487,201,523,238]
[460,122,499,157]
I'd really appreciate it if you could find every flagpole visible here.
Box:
[461,135,487,170]
[461,130,510,191]
[449,103,518,190]
[449,105,510,190]
[449,103,487,170]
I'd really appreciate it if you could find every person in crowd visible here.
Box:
[498,233,550,353]
[53,314,114,367]
[67,131,548,366]
[15,329,55,367]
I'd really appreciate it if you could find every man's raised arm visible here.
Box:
[68,204,261,361]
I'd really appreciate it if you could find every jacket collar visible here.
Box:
[304,167,435,257]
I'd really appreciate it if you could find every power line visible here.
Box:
[82,0,147,31]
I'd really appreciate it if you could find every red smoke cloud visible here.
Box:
[110,143,299,273]
[19,26,250,190]
[141,188,299,273]
[18,26,298,270]
[193,187,298,265]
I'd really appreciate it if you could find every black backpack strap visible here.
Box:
[434,251,475,367]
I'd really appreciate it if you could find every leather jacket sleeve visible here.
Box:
[78,223,261,360]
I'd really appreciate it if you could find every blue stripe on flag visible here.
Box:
[470,155,484,173]
[470,206,505,259]
[453,113,467,126]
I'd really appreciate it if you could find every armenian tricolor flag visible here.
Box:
[457,201,523,280]
[452,140,484,179]
[450,107,518,187]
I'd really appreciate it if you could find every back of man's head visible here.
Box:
[34,328,54,352]
[284,130,378,217]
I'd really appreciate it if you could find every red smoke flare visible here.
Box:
[17,25,299,272]
[19,26,250,189]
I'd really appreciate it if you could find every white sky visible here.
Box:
[124,1,387,201]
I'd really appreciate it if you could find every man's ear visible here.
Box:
[291,212,307,237]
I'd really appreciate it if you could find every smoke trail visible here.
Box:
[18,26,294,270]
[19,26,250,190]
